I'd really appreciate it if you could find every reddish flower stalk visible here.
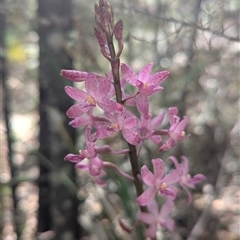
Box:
[94,0,146,210]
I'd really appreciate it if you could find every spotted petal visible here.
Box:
[136,186,156,206]
[85,73,98,97]
[121,63,138,86]
[64,86,89,101]
[141,165,155,186]
[138,62,153,83]
[168,107,178,126]
[152,159,165,179]
[66,103,91,118]
[150,71,169,85]
[122,127,141,145]
[135,93,149,117]
[61,69,88,82]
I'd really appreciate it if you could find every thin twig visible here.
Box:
[132,8,240,42]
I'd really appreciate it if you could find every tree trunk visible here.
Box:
[37,1,80,239]
[0,0,20,237]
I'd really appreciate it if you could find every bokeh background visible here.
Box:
[1,0,239,240]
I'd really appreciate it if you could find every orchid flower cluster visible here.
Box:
[60,0,205,238]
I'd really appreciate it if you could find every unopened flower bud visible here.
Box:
[95,0,114,34]
[114,19,123,41]
[94,27,106,47]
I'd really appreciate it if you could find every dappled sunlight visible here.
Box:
[1,0,239,240]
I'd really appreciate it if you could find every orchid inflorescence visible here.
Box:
[61,0,205,238]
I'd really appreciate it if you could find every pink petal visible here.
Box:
[136,186,156,206]
[175,116,188,133]
[97,125,115,139]
[168,156,180,169]
[84,126,92,141]
[181,156,189,174]
[61,69,88,82]
[96,76,112,98]
[150,71,169,85]
[158,138,176,152]
[164,218,174,232]
[152,159,165,179]
[150,112,165,129]
[69,116,92,128]
[145,85,164,96]
[190,174,206,185]
[135,93,149,118]
[75,163,88,170]
[159,199,174,218]
[64,154,84,162]
[98,99,125,112]
[125,98,136,106]
[137,212,154,224]
[181,184,193,204]
[121,63,138,86]
[138,62,153,83]
[141,165,155,186]
[146,222,157,238]
[87,143,96,157]
[64,86,89,101]
[168,107,178,126]
[104,112,117,122]
[89,157,103,176]
[149,135,162,145]
[122,127,141,145]
[147,200,159,216]
[66,103,90,118]
[123,115,138,128]
[85,73,98,97]
[169,122,179,133]
[163,168,182,184]
[161,186,178,200]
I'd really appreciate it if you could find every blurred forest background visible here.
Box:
[0,0,239,240]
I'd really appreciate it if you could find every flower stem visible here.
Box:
[105,28,146,212]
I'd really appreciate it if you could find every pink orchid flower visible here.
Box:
[68,109,110,129]
[76,156,103,177]
[159,107,188,152]
[65,128,104,178]
[64,126,98,163]
[69,115,94,128]
[169,156,206,204]
[68,108,95,128]
[65,73,124,118]
[97,110,141,145]
[136,159,182,206]
[76,160,106,185]
[138,112,165,144]
[121,62,169,117]
[138,199,174,238]
[65,126,130,163]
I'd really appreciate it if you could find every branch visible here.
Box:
[132,8,240,42]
